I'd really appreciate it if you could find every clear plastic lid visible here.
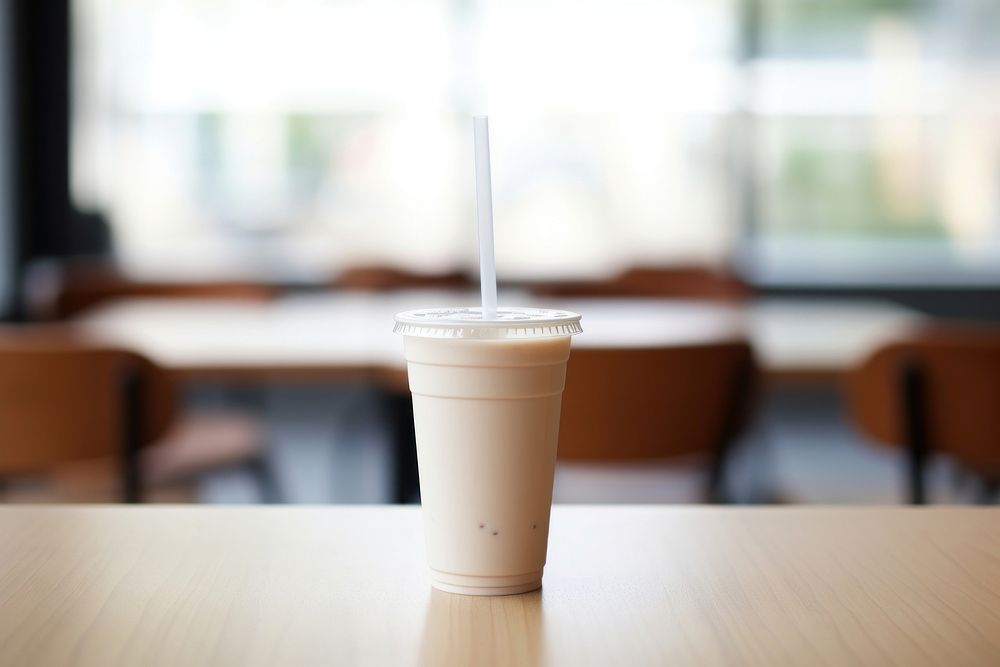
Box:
[394,306,582,339]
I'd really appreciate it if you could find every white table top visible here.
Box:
[74,290,923,383]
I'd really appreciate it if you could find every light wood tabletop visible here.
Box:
[74,291,922,384]
[0,506,996,666]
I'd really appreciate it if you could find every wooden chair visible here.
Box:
[532,265,751,301]
[557,341,756,502]
[0,337,268,503]
[846,325,1000,504]
[29,261,278,319]
[334,265,474,291]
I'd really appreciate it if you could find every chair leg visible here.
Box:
[388,391,420,504]
[705,451,728,504]
[248,455,280,504]
[705,354,754,504]
[119,365,144,503]
[978,478,999,505]
[899,359,928,505]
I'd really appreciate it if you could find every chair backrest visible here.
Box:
[846,326,1000,477]
[38,262,277,319]
[532,265,751,302]
[0,335,175,475]
[558,341,756,462]
[335,265,474,291]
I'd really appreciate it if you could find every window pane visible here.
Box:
[72,0,738,280]
[749,0,1000,284]
[73,0,1000,284]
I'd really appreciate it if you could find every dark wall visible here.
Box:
[0,3,12,318]
[12,0,72,263]
[3,1,73,320]
[6,0,111,321]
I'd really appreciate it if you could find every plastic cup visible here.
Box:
[394,306,582,596]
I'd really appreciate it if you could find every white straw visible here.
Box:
[473,116,498,319]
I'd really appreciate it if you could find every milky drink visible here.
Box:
[394,307,582,596]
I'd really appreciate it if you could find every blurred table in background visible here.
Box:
[745,298,924,385]
[1,506,997,665]
[74,291,923,386]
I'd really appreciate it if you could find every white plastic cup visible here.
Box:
[394,307,582,595]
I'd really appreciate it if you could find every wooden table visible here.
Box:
[1,506,996,666]
[75,291,922,385]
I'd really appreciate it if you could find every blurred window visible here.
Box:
[72,0,737,280]
[71,0,1000,284]
[748,0,1000,284]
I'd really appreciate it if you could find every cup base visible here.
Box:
[429,568,543,597]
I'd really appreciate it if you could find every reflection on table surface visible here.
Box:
[421,588,544,667]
